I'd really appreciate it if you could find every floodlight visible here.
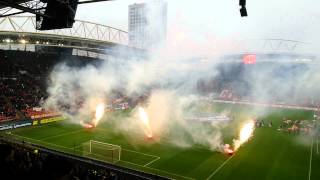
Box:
[240,6,248,17]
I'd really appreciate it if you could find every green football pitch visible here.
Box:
[3,103,320,180]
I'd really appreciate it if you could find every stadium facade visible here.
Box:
[128,0,167,49]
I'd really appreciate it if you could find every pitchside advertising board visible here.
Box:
[243,54,256,64]
[0,116,66,131]
[33,116,66,126]
[0,120,32,131]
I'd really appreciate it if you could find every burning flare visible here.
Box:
[92,103,105,127]
[233,120,255,151]
[80,120,94,129]
[223,120,255,155]
[138,107,153,138]
[223,144,234,155]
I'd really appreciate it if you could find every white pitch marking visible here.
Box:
[94,128,161,159]
[143,156,160,167]
[206,155,235,180]
[119,159,195,180]
[9,131,192,180]
[91,144,160,159]
[9,133,79,151]
[40,129,83,141]
[317,138,319,155]
[308,137,314,180]
[122,148,160,158]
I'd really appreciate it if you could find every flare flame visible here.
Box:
[138,107,153,138]
[233,120,255,151]
[92,103,105,127]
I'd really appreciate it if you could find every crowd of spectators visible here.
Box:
[0,51,52,121]
[0,96,16,121]
[216,87,320,108]
[0,50,98,122]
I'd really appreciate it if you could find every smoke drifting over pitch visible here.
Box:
[44,51,227,149]
[44,0,320,151]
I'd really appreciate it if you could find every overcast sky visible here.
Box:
[75,0,320,44]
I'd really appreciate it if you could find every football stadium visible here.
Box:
[1,1,320,180]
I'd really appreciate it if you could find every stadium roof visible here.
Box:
[0,0,111,18]
[0,0,30,9]
[0,16,128,45]
[0,1,39,17]
[0,16,145,58]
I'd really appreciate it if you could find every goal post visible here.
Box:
[82,140,121,163]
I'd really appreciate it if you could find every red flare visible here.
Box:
[224,144,234,155]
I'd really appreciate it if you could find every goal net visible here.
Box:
[82,140,121,163]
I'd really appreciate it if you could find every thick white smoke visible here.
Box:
[44,44,228,150]
[45,0,320,151]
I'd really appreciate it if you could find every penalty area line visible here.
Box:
[122,148,160,159]
[143,156,160,167]
[9,133,79,151]
[308,137,314,180]
[40,129,84,141]
[206,155,235,180]
[90,143,160,160]
[120,159,195,180]
[317,138,319,155]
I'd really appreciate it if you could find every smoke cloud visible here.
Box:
[44,0,320,151]
[44,45,228,150]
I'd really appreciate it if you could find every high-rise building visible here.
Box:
[128,0,167,49]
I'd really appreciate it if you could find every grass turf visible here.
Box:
[3,103,320,180]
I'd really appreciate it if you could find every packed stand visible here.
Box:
[0,50,98,122]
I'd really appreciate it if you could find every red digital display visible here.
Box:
[243,54,256,64]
